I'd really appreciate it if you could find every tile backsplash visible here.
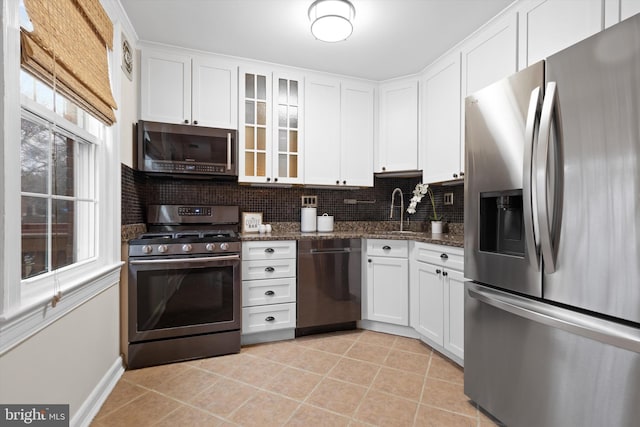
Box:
[121,164,464,226]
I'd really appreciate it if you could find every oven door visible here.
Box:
[128,254,241,343]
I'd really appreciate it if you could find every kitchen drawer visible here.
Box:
[414,242,463,271]
[367,239,409,258]
[242,240,296,260]
[242,258,296,281]
[242,302,296,334]
[242,277,296,307]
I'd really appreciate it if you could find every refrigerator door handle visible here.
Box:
[467,284,640,353]
[523,86,542,270]
[536,82,562,274]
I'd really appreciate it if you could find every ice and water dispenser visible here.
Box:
[479,190,525,257]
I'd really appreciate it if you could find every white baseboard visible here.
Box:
[71,356,125,427]
[241,329,295,346]
[358,320,420,339]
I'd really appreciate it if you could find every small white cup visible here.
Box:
[265,224,272,233]
[258,224,266,234]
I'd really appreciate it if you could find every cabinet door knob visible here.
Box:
[267,177,271,182]
[460,171,465,177]
[274,177,278,182]
[368,259,372,263]
[336,180,340,184]
[453,173,458,178]
[184,119,189,124]
[382,166,386,171]
[193,120,198,125]
[436,269,442,274]
[264,290,275,296]
[440,253,448,259]
[382,245,391,251]
[265,266,275,272]
[442,271,448,277]
[343,180,346,185]
[265,316,275,322]
[265,248,275,253]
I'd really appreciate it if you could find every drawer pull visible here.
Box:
[442,271,448,277]
[440,253,448,260]
[436,269,442,274]
[265,266,275,272]
[264,290,275,296]
[265,248,275,253]
[265,316,275,322]
[382,245,392,251]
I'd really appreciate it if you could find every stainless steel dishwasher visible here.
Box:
[296,239,361,336]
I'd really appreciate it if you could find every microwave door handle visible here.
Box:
[536,82,562,274]
[227,132,232,171]
[523,86,542,270]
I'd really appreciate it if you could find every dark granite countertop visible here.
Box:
[240,229,464,248]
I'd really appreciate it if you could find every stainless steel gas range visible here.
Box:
[126,205,241,369]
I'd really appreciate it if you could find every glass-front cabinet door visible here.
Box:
[273,72,303,184]
[239,70,271,183]
[238,68,303,184]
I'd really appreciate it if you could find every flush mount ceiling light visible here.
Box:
[308,0,356,43]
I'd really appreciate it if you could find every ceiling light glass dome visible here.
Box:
[308,0,356,43]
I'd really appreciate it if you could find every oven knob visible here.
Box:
[142,245,152,254]
[220,243,229,251]
[158,244,168,253]
[205,243,216,252]
[182,244,193,253]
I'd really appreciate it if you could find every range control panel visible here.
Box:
[177,206,212,217]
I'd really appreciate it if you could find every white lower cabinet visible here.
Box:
[410,242,465,363]
[365,240,409,326]
[241,241,296,341]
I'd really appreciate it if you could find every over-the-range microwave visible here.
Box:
[136,120,237,178]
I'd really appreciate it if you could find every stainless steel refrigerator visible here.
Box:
[464,13,640,427]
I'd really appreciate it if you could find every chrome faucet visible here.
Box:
[390,188,404,232]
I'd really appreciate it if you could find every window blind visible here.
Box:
[21,0,117,125]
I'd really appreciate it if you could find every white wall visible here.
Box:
[0,285,121,422]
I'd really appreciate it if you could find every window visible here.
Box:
[20,70,100,284]
[20,111,96,280]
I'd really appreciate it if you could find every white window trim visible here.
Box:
[0,0,123,355]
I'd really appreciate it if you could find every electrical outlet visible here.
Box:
[301,195,318,207]
[444,192,454,205]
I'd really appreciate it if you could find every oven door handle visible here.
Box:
[129,255,240,265]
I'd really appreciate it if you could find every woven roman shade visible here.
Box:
[21,0,117,125]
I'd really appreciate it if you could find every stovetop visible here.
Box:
[129,229,241,257]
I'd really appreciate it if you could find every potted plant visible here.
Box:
[407,183,443,234]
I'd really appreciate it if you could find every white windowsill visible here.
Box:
[0,261,124,356]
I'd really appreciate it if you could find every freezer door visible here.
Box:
[464,62,544,296]
[543,13,640,323]
[465,282,640,427]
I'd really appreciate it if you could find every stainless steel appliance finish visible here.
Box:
[127,205,241,369]
[465,283,640,427]
[464,14,640,426]
[296,239,361,334]
[136,120,237,178]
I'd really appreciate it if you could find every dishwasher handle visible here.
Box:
[309,248,352,254]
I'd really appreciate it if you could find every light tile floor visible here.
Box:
[92,330,501,426]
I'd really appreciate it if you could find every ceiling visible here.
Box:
[120,0,514,81]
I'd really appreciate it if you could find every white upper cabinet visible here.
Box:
[517,0,603,68]
[421,52,462,184]
[340,82,375,187]
[140,47,237,129]
[238,68,304,184]
[305,76,375,186]
[621,0,640,20]
[377,78,419,173]
[461,12,518,97]
[192,56,238,129]
[304,76,341,186]
[141,49,191,125]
